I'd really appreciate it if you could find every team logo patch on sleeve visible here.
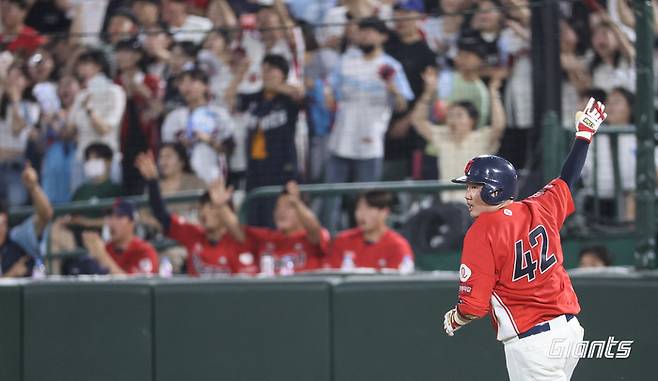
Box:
[139,258,153,272]
[239,252,254,266]
[459,284,473,294]
[459,264,472,282]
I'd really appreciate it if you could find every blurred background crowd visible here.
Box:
[0,0,651,276]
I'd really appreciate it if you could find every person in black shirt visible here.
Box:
[238,54,301,228]
[384,1,437,180]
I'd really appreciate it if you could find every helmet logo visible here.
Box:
[464,159,474,175]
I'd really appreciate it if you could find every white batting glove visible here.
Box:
[575,97,607,143]
[443,308,469,336]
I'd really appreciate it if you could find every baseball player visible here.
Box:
[443,97,607,381]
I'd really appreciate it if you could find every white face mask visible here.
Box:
[84,159,106,180]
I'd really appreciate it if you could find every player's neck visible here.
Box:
[362,225,387,243]
[206,228,224,242]
[112,233,134,251]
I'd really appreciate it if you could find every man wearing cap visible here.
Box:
[324,16,413,232]
[82,199,159,275]
[163,0,212,44]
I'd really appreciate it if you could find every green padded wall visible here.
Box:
[22,280,153,381]
[0,282,22,381]
[332,275,507,381]
[572,276,658,380]
[153,278,333,381]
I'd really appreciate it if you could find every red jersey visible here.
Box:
[327,228,414,270]
[457,178,580,341]
[106,237,159,275]
[245,227,330,272]
[0,25,46,54]
[168,214,258,276]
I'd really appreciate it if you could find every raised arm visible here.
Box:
[135,153,172,232]
[22,163,53,236]
[487,77,507,147]
[409,67,438,142]
[560,97,608,190]
[208,178,245,243]
[286,181,324,245]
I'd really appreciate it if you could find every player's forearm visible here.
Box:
[560,139,590,190]
[291,200,323,245]
[147,180,172,232]
[28,184,54,235]
[217,205,245,242]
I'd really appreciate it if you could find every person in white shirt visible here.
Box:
[162,0,212,44]
[323,17,413,232]
[64,49,126,189]
[0,62,40,206]
[161,68,234,185]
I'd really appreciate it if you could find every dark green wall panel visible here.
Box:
[22,281,153,381]
[0,284,22,381]
[153,278,332,381]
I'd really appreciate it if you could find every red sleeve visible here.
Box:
[244,226,275,253]
[526,178,575,228]
[126,241,160,275]
[145,74,164,98]
[327,235,346,269]
[168,214,204,246]
[456,222,497,318]
[384,233,414,269]
[317,228,331,257]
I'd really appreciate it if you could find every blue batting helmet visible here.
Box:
[451,155,518,205]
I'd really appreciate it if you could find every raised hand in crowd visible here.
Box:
[135,152,159,181]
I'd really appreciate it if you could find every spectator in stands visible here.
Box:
[65,49,126,189]
[324,17,413,232]
[132,0,161,30]
[582,87,643,222]
[327,190,414,271]
[411,67,506,202]
[197,30,236,109]
[154,142,205,214]
[497,0,533,169]
[0,61,40,206]
[560,18,591,128]
[0,163,53,277]
[578,246,613,268]
[468,0,508,80]
[163,0,212,44]
[25,0,74,36]
[106,8,140,46]
[143,22,173,79]
[114,38,164,195]
[587,20,635,92]
[238,54,302,227]
[423,0,469,64]
[317,0,387,48]
[163,40,197,111]
[40,75,80,204]
[53,143,123,252]
[161,67,235,185]
[242,181,330,274]
[384,0,436,180]
[136,152,258,275]
[81,199,159,275]
[0,0,46,55]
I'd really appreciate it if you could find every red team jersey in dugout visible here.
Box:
[167,214,259,276]
[245,227,330,272]
[327,228,414,269]
[106,237,159,274]
[457,178,580,341]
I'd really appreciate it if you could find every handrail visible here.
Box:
[238,180,464,223]
[8,189,205,224]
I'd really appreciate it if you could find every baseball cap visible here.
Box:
[111,198,137,220]
[115,37,143,52]
[111,8,139,25]
[394,0,425,13]
[358,17,389,35]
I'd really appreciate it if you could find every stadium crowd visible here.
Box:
[0,0,647,276]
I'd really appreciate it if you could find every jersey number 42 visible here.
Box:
[512,225,557,282]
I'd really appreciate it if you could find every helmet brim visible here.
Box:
[451,176,468,184]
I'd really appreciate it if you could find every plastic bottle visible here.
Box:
[260,254,275,276]
[399,255,415,275]
[279,256,295,276]
[159,256,173,278]
[32,258,46,279]
[341,251,355,271]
